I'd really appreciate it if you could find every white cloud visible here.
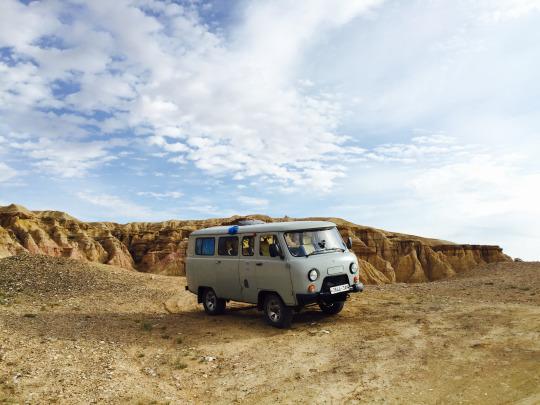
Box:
[175,196,240,217]
[335,139,540,260]
[0,0,60,51]
[148,136,188,153]
[0,0,384,190]
[406,155,540,259]
[0,162,17,183]
[301,0,540,145]
[183,204,225,216]
[366,135,474,164]
[237,195,269,208]
[409,155,539,218]
[481,0,540,22]
[167,155,187,165]
[9,138,122,178]
[76,191,157,220]
[137,191,183,199]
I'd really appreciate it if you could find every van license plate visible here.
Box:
[330,284,350,294]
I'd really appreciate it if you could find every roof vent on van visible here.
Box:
[236,219,266,226]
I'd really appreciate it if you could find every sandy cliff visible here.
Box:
[0,204,511,284]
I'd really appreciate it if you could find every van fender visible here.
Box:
[257,290,285,311]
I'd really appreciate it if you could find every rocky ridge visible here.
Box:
[0,204,511,284]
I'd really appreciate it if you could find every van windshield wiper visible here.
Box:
[325,247,345,253]
[305,247,345,257]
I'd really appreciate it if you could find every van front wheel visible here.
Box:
[202,288,226,315]
[319,300,345,315]
[263,293,293,328]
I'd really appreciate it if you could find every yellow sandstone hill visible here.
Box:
[0,204,511,284]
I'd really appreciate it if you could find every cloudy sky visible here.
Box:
[1,0,539,259]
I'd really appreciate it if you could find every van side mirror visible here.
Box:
[269,243,284,259]
[346,237,353,250]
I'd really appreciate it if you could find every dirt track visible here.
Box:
[1,255,539,404]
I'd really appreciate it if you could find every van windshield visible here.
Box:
[284,227,346,257]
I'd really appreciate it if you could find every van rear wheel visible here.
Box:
[202,288,226,315]
[319,300,345,315]
[263,293,293,329]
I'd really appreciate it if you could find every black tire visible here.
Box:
[319,300,345,315]
[263,293,293,328]
[202,288,226,315]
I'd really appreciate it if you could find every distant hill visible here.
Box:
[0,203,511,284]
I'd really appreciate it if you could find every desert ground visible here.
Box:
[0,255,539,404]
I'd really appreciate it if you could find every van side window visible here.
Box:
[242,236,254,256]
[195,237,215,256]
[218,236,239,256]
[259,234,279,257]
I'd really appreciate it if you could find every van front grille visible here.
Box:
[321,275,350,293]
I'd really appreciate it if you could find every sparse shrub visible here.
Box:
[175,337,183,344]
[174,361,188,370]
[161,334,170,340]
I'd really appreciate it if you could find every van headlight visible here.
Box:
[308,268,319,282]
[350,262,358,274]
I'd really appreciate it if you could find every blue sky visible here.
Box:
[1,0,539,259]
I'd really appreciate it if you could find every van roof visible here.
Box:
[190,220,337,236]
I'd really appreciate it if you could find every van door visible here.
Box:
[214,236,242,301]
[255,233,295,306]
[189,236,217,291]
[239,234,258,303]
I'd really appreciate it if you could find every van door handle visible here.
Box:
[216,260,221,264]
[255,263,263,266]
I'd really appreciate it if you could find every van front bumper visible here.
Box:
[296,283,364,306]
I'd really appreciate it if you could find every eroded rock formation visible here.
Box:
[0,204,511,284]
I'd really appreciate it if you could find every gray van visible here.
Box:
[185,221,363,328]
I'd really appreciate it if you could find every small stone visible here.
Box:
[142,367,157,377]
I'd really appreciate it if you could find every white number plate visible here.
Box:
[330,284,350,294]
